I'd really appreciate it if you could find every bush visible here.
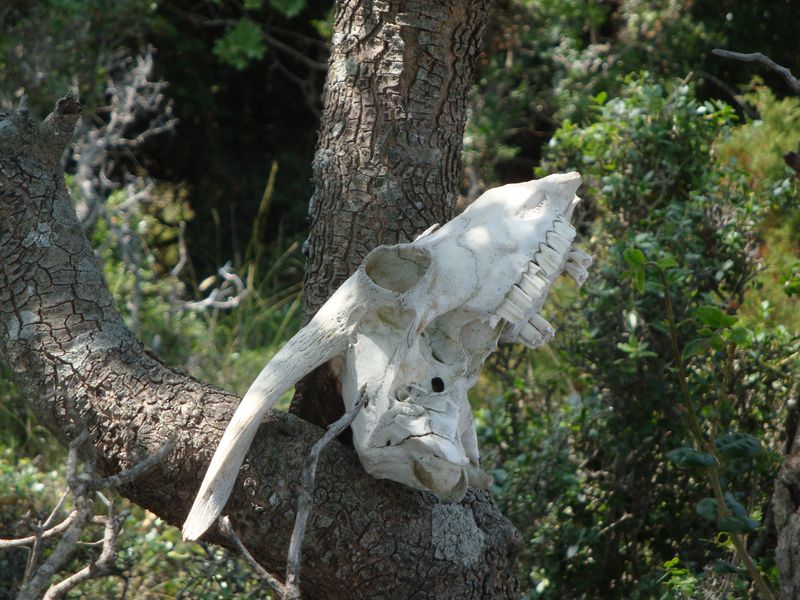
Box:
[477,74,800,598]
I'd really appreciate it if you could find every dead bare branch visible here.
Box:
[41,502,124,600]
[0,511,78,550]
[183,262,248,311]
[284,390,366,599]
[712,49,800,94]
[218,516,287,596]
[7,432,172,599]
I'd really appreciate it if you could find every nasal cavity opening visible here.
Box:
[431,377,445,393]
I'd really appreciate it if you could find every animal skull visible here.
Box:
[182,172,592,541]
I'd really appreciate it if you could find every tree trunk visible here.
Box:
[0,5,523,600]
[773,409,800,599]
[292,0,493,429]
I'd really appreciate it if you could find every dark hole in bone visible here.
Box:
[385,440,392,447]
[431,377,445,393]
[364,245,431,293]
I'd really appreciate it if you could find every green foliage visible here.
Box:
[213,18,267,70]
[478,74,799,598]
[467,0,799,191]
[0,0,160,113]
[719,84,800,186]
[665,447,715,468]
[269,0,306,18]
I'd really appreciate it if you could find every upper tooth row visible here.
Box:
[495,261,550,324]
[494,219,587,343]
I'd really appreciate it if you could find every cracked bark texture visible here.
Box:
[774,410,800,599]
[293,0,493,429]
[0,20,522,600]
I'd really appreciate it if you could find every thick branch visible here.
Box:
[0,99,521,598]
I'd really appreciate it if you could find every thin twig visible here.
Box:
[263,31,328,72]
[42,502,123,600]
[15,496,94,600]
[183,262,248,311]
[170,221,189,277]
[712,49,800,94]
[0,512,79,549]
[284,390,366,599]
[89,438,175,490]
[10,432,172,599]
[218,516,286,596]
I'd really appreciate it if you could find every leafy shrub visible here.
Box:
[477,74,800,598]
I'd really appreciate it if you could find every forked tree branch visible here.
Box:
[0,95,521,598]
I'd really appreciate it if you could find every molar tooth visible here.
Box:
[519,321,544,347]
[568,247,593,268]
[536,244,562,275]
[526,261,544,277]
[547,231,571,254]
[564,260,588,285]
[529,313,555,339]
[518,273,546,298]
[507,285,533,311]
[496,298,524,323]
[553,218,576,239]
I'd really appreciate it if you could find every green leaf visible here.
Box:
[655,255,679,270]
[665,447,716,468]
[718,515,760,533]
[681,338,709,361]
[718,493,760,532]
[695,497,718,522]
[623,247,647,268]
[785,278,800,297]
[269,0,305,17]
[715,433,761,459]
[729,326,753,347]
[713,560,741,575]
[593,91,608,105]
[693,306,738,329]
[212,19,266,70]
[634,268,645,293]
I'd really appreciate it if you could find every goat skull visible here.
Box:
[182,172,592,540]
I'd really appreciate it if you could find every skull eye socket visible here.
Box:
[431,377,445,393]
[364,245,431,293]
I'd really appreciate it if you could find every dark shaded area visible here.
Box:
[144,1,329,271]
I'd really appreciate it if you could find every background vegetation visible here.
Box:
[1,0,798,597]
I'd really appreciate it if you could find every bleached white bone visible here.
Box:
[182,172,592,541]
[182,279,366,541]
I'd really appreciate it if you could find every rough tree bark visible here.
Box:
[292,0,493,429]
[0,95,521,599]
[774,413,800,599]
[0,2,524,599]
